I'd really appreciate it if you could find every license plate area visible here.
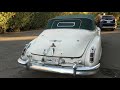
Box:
[107,21,111,23]
[44,57,60,65]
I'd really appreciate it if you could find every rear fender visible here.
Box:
[84,36,101,67]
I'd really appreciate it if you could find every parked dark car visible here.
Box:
[99,15,117,31]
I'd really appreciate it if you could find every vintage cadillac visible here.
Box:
[18,15,102,76]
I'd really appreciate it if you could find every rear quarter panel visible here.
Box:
[84,35,101,67]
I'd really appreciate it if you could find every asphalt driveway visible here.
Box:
[0,29,120,78]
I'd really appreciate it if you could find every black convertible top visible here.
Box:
[53,14,95,21]
[46,14,96,30]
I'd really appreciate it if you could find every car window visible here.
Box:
[102,16,114,19]
[57,22,75,27]
[51,19,81,29]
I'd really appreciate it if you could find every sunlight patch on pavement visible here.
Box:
[0,36,37,41]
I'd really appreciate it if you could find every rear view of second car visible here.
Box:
[99,15,117,31]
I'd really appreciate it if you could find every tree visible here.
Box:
[0,12,15,33]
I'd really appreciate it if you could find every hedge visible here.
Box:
[0,12,120,33]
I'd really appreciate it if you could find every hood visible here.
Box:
[29,29,96,57]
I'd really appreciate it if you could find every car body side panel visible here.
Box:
[84,34,101,67]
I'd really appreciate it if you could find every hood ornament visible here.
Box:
[51,43,56,56]
[51,43,56,47]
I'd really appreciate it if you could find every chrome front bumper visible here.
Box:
[18,58,100,75]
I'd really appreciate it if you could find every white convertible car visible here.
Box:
[18,14,102,76]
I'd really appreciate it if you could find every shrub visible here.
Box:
[1,12,120,33]
[0,12,15,33]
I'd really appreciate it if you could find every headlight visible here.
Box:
[90,47,95,63]
[21,43,31,56]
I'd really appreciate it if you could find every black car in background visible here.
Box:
[99,15,117,31]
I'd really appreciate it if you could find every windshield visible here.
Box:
[51,19,81,29]
[46,18,95,30]
[57,22,75,27]
[102,16,115,19]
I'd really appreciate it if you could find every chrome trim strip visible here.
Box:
[57,22,75,27]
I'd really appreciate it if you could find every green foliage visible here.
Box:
[0,12,15,31]
[117,21,120,26]
[0,12,120,33]
[8,12,34,31]
[30,12,62,29]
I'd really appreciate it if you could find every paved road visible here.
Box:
[0,29,120,78]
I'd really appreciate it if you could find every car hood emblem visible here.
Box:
[51,43,56,47]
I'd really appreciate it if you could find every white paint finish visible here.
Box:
[84,35,102,66]
[29,29,96,57]
[18,27,102,75]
